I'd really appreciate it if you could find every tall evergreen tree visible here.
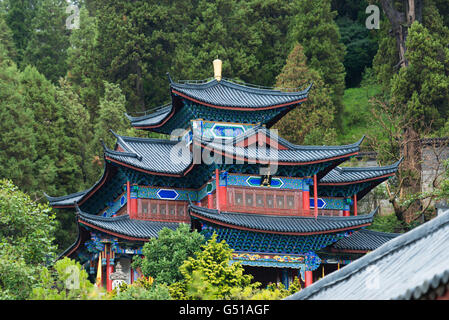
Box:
[273,43,336,145]
[0,14,17,62]
[66,7,102,118]
[0,44,37,195]
[23,0,70,83]
[92,81,130,175]
[18,66,68,197]
[3,0,36,66]
[288,0,346,125]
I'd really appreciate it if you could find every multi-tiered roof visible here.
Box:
[47,64,401,289]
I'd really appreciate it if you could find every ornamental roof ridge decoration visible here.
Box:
[285,209,449,300]
[188,202,378,235]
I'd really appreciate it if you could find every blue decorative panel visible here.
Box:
[138,186,198,201]
[192,119,256,139]
[157,189,180,200]
[227,174,304,190]
[102,193,127,217]
[310,197,348,210]
[310,198,327,209]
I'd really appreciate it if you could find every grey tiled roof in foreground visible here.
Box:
[285,211,449,300]
[189,204,377,234]
[77,209,182,240]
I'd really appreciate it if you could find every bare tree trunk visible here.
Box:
[401,125,422,223]
[379,0,422,68]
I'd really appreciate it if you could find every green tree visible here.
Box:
[113,277,171,300]
[288,0,346,125]
[0,45,37,193]
[337,16,378,87]
[0,14,17,62]
[390,22,449,131]
[273,43,336,145]
[92,81,131,169]
[18,65,68,198]
[66,6,103,118]
[0,179,57,299]
[132,224,205,285]
[3,0,36,66]
[170,234,257,300]
[23,0,70,83]
[30,257,106,300]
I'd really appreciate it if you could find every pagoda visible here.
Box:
[47,60,401,291]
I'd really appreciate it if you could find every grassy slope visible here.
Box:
[336,83,381,146]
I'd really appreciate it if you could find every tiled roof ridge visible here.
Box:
[44,189,88,202]
[356,228,401,238]
[196,126,364,151]
[76,205,130,222]
[125,103,172,122]
[189,202,378,222]
[333,158,403,173]
[170,77,313,97]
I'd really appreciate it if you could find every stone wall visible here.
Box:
[351,139,449,216]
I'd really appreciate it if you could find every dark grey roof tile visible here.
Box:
[189,204,377,234]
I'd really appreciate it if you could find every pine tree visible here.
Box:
[66,7,102,119]
[3,0,36,66]
[273,43,336,145]
[23,0,70,83]
[92,81,130,174]
[18,66,67,197]
[0,44,37,195]
[288,0,346,125]
[0,14,17,62]
[391,22,449,131]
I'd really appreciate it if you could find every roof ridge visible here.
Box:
[335,158,403,172]
[125,103,172,122]
[44,189,88,201]
[357,228,401,238]
[190,203,378,221]
[112,133,178,145]
[171,78,312,96]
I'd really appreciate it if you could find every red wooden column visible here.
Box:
[302,184,310,216]
[106,245,112,292]
[354,194,358,216]
[207,192,214,209]
[130,184,138,219]
[215,169,228,211]
[215,169,221,211]
[305,271,313,287]
[343,198,350,216]
[313,174,318,218]
[126,181,131,215]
